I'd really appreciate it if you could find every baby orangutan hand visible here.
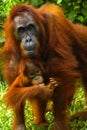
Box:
[48,77,59,90]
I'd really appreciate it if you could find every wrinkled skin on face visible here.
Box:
[14,12,40,56]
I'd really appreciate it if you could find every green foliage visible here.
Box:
[70,120,87,130]
[0,0,21,23]
[69,82,85,115]
[57,0,87,24]
[0,83,12,130]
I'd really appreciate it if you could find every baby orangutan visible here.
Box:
[4,59,58,130]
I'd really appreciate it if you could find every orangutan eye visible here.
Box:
[27,24,35,31]
[36,69,41,75]
[28,71,35,79]
[17,27,25,34]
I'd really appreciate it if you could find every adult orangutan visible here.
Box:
[2,3,87,130]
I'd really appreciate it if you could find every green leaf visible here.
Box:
[77,15,84,22]
[67,10,76,22]
[81,8,87,17]
[57,0,62,4]
[0,35,5,43]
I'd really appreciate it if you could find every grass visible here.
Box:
[0,81,87,130]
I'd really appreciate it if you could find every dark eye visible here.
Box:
[17,27,25,34]
[28,24,35,31]
[36,69,41,75]
[28,71,35,79]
